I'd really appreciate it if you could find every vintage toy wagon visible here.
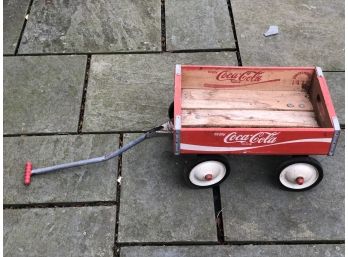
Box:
[169,65,340,191]
[24,65,340,192]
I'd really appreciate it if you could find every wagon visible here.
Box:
[169,65,340,191]
[24,65,340,192]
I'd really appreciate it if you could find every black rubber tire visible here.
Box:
[277,156,323,191]
[184,155,231,189]
[168,101,174,120]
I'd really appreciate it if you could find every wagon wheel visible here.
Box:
[277,156,323,191]
[184,155,231,189]
[168,101,174,120]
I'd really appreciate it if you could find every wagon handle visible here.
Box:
[23,121,172,186]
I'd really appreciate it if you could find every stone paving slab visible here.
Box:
[3,0,30,54]
[120,244,344,257]
[4,56,86,134]
[220,131,345,241]
[324,72,345,123]
[4,206,116,257]
[19,0,161,54]
[4,135,119,204]
[166,0,235,51]
[83,52,237,132]
[232,0,344,70]
[118,134,217,242]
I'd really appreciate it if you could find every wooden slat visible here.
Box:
[182,89,313,111]
[182,68,315,91]
[182,109,319,128]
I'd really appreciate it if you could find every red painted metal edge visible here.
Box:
[174,65,182,119]
[181,127,334,133]
[181,65,316,71]
[173,65,182,154]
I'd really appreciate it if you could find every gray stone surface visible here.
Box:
[324,72,345,123]
[118,134,217,242]
[233,0,344,70]
[4,206,116,257]
[19,0,161,53]
[3,0,30,54]
[4,56,86,134]
[166,0,235,50]
[83,52,237,132]
[120,245,344,257]
[4,135,119,204]
[221,131,345,241]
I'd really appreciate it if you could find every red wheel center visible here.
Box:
[205,174,213,181]
[295,176,304,185]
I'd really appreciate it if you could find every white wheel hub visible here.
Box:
[279,163,319,189]
[189,160,227,187]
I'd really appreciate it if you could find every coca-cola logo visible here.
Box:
[216,71,264,83]
[292,72,311,87]
[224,132,279,145]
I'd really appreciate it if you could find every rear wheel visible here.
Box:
[277,157,323,191]
[184,155,231,189]
[168,102,174,120]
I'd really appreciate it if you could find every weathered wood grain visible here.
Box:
[182,109,319,128]
[182,89,313,111]
[182,68,314,91]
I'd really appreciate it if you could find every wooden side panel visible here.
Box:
[310,76,332,127]
[180,128,334,155]
[182,89,313,111]
[181,66,315,91]
[182,109,319,128]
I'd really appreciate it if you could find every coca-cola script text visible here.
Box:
[224,132,279,144]
[216,71,264,83]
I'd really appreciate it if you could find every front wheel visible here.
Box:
[277,157,323,191]
[184,155,231,189]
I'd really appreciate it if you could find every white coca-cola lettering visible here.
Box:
[216,71,264,83]
[223,132,279,144]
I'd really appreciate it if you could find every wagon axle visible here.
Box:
[296,176,305,185]
[204,174,213,181]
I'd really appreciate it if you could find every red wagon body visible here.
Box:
[173,65,340,156]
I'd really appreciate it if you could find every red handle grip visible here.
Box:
[24,162,32,186]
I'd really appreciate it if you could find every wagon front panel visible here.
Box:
[180,128,334,155]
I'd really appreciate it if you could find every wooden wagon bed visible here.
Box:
[181,88,318,128]
[173,65,338,156]
[178,67,331,128]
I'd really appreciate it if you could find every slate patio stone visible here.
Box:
[232,0,344,70]
[220,131,345,241]
[120,244,344,257]
[4,56,86,134]
[166,0,235,51]
[118,134,217,242]
[83,52,237,132]
[19,0,161,54]
[324,72,345,124]
[3,0,30,54]
[4,206,116,257]
[4,134,119,204]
